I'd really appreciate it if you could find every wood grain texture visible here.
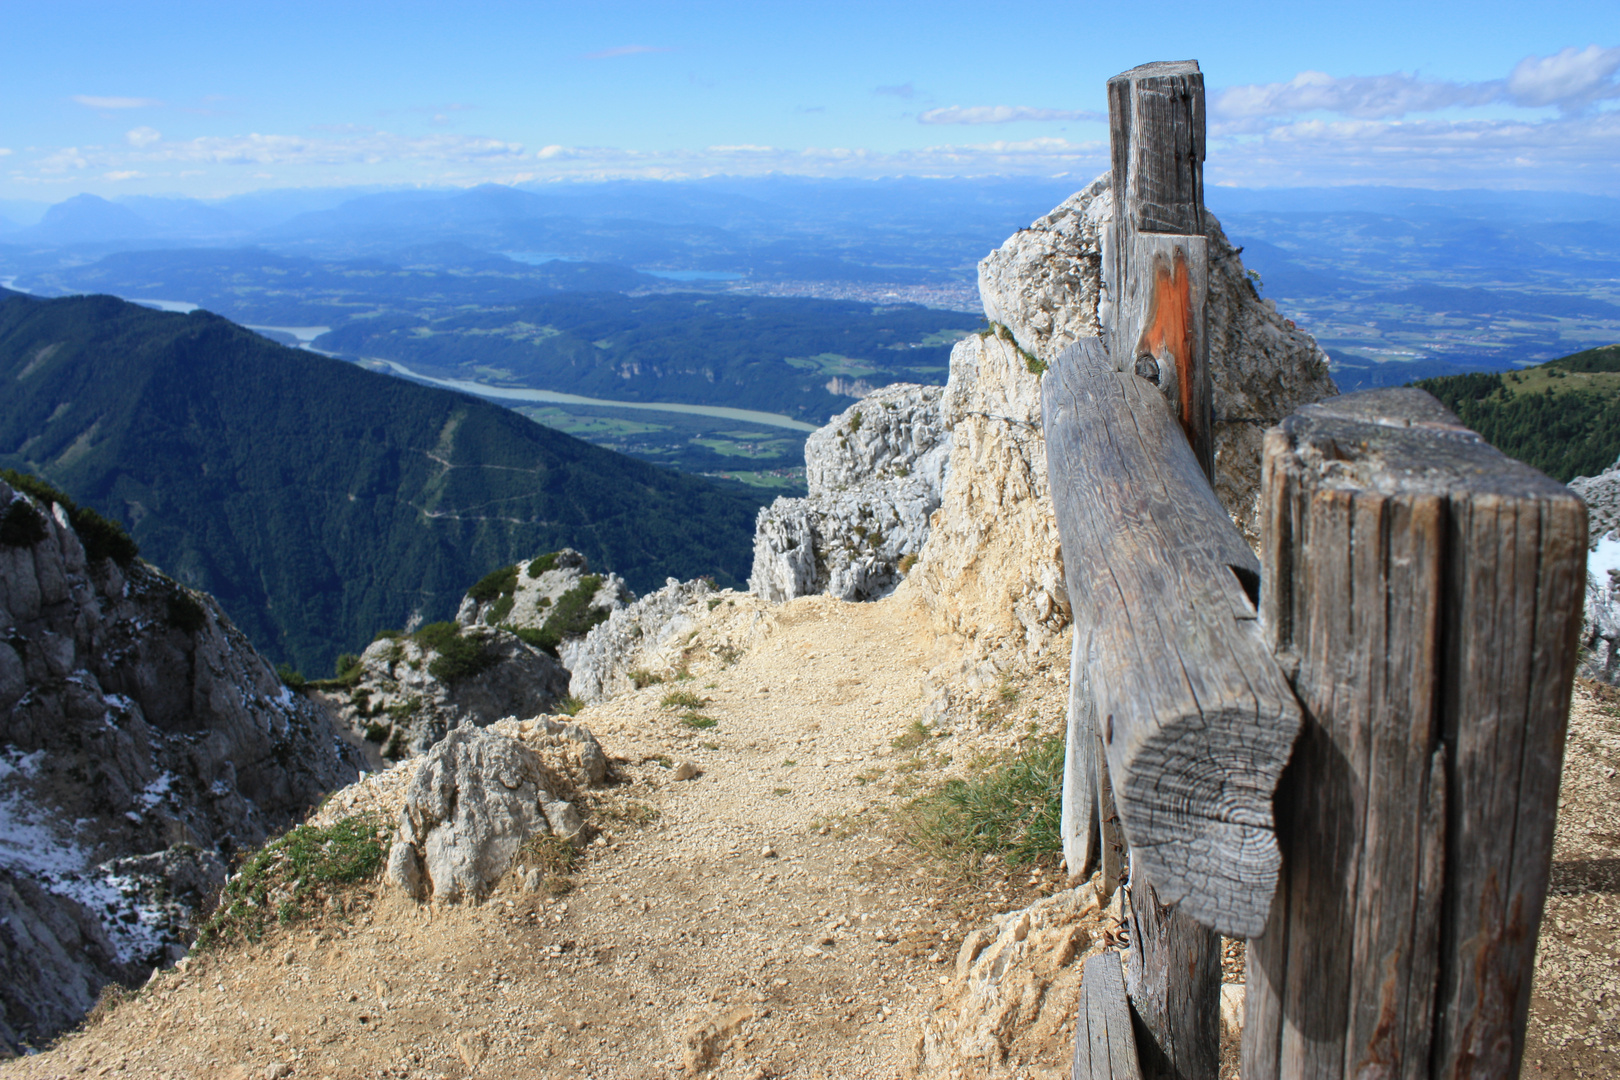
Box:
[1063,628,1102,879]
[1125,881,1220,1080]
[1042,337,1301,937]
[1104,59,1211,480]
[1074,952,1145,1080]
[1246,387,1586,1080]
[1108,61,1205,238]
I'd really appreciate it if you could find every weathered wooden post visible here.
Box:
[1105,59,1212,479]
[1245,388,1586,1080]
[1048,339,1300,1080]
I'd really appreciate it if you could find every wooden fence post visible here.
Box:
[1046,338,1301,1080]
[1105,59,1212,479]
[1246,388,1586,1080]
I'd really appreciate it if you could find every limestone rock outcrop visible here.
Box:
[455,548,630,637]
[566,576,716,704]
[0,474,361,1051]
[1570,456,1620,548]
[325,549,626,757]
[1572,455,1620,684]
[326,627,571,761]
[750,383,951,603]
[977,175,1338,544]
[385,723,602,903]
[910,883,1107,1079]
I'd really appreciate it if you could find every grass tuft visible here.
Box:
[894,731,1064,872]
[660,689,707,710]
[678,712,717,730]
[194,813,387,950]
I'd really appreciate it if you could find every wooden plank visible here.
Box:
[1124,882,1220,1080]
[1074,952,1144,1080]
[1246,387,1586,1080]
[1104,61,1211,477]
[1062,629,1101,879]
[1042,336,1301,937]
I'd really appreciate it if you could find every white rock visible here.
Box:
[566,577,715,703]
[390,728,577,903]
[750,383,951,603]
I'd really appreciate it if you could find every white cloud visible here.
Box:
[1507,45,1620,111]
[0,149,11,157]
[102,170,144,181]
[125,126,161,148]
[127,131,528,167]
[1208,109,1620,190]
[583,44,671,59]
[71,95,160,110]
[1215,45,1620,122]
[919,105,1103,125]
[1214,71,1498,121]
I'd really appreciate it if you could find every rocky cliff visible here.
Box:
[747,174,1335,725]
[977,174,1338,543]
[0,473,360,1052]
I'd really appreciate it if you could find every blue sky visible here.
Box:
[2,0,1617,201]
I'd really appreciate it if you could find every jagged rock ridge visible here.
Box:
[1571,455,1620,684]
[0,474,360,1052]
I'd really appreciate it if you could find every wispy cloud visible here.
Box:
[125,127,161,148]
[918,105,1103,125]
[71,95,161,110]
[583,44,672,60]
[1202,45,1620,190]
[1214,45,1620,121]
[874,83,916,100]
[1508,45,1620,112]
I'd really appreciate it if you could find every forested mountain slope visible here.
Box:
[1416,343,1620,483]
[0,293,765,673]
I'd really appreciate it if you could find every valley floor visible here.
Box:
[3,592,1616,1080]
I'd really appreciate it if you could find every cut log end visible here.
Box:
[1112,706,1296,938]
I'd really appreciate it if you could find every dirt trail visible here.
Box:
[2,592,1073,1080]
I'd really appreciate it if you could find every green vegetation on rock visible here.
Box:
[194,813,387,950]
[506,574,609,656]
[1,467,140,567]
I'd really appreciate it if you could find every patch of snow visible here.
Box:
[0,781,170,965]
[1592,533,1620,581]
[138,772,175,809]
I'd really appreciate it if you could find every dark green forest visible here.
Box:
[0,293,767,673]
[1416,343,1620,482]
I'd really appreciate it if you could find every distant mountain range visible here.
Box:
[0,292,768,674]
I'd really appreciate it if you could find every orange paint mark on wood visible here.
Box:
[1136,248,1197,445]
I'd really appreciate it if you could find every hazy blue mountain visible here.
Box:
[25,194,156,243]
[0,292,767,674]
